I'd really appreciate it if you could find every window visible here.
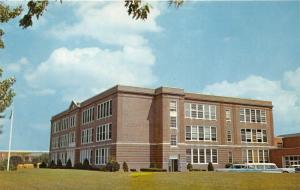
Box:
[185,126,191,140]
[228,151,233,163]
[97,100,112,119]
[170,116,177,128]
[80,149,92,163]
[227,130,232,142]
[225,109,231,121]
[95,148,110,165]
[186,126,216,142]
[170,135,177,146]
[69,115,76,128]
[189,148,218,164]
[170,101,177,112]
[240,108,267,123]
[185,103,217,120]
[262,130,267,143]
[185,103,190,118]
[191,126,198,140]
[284,155,300,167]
[241,129,267,143]
[186,149,191,163]
[257,129,262,142]
[244,149,269,163]
[68,131,75,146]
[96,123,112,142]
[81,128,93,144]
[246,129,252,142]
[241,129,246,142]
[82,107,95,125]
[247,150,253,163]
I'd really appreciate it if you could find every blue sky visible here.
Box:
[0,1,299,151]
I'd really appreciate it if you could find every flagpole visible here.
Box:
[7,107,14,172]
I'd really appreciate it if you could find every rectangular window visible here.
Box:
[252,129,257,143]
[256,110,261,123]
[225,109,231,121]
[262,130,267,143]
[247,150,253,163]
[204,126,211,141]
[210,105,216,120]
[251,109,256,122]
[95,148,110,165]
[170,135,177,146]
[97,100,113,119]
[245,109,251,122]
[199,149,205,163]
[191,126,198,140]
[261,110,266,123]
[211,127,217,141]
[257,129,262,142]
[241,129,246,142]
[81,128,93,144]
[185,126,191,140]
[170,116,177,128]
[212,149,218,163]
[197,104,204,119]
[193,149,198,164]
[259,150,264,163]
[82,107,94,125]
[246,129,252,142]
[198,126,204,140]
[228,151,233,163]
[96,123,112,142]
[191,104,197,118]
[227,130,232,142]
[80,149,92,163]
[240,109,245,122]
[170,101,177,112]
[186,149,191,164]
[204,104,210,120]
[185,103,190,118]
[206,149,211,163]
[264,150,269,163]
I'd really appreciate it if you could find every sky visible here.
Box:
[0,1,299,151]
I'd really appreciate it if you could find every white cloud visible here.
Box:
[202,71,300,135]
[50,2,162,47]
[283,67,300,92]
[25,46,157,101]
[6,57,29,73]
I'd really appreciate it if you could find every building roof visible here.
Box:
[278,133,300,138]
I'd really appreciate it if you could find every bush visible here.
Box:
[208,162,214,171]
[0,159,17,171]
[130,169,137,172]
[187,163,193,171]
[49,160,56,169]
[140,168,167,172]
[83,159,91,170]
[99,165,106,171]
[123,161,129,172]
[56,159,63,169]
[225,163,232,168]
[74,162,83,170]
[39,162,47,168]
[106,160,120,172]
[66,159,72,169]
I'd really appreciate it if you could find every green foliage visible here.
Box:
[56,159,62,168]
[39,162,47,168]
[0,158,20,171]
[65,159,72,169]
[140,168,167,172]
[125,0,150,20]
[0,67,16,114]
[208,162,214,171]
[31,153,49,165]
[187,163,193,171]
[74,162,83,170]
[82,159,91,170]
[49,160,56,169]
[122,161,129,172]
[106,160,120,172]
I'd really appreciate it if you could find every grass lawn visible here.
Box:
[0,169,299,190]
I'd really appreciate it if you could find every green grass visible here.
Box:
[0,169,299,190]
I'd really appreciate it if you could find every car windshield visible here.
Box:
[265,165,276,169]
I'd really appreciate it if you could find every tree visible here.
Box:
[0,0,183,48]
[65,159,72,169]
[0,67,16,134]
[208,162,214,171]
[56,159,62,168]
[82,158,90,170]
[31,153,49,165]
[122,161,129,172]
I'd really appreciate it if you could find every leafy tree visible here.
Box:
[56,159,62,168]
[0,0,184,48]
[106,160,120,172]
[0,67,16,134]
[82,158,90,170]
[187,163,193,171]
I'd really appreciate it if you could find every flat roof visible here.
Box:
[278,133,300,138]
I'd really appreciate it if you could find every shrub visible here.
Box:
[66,159,72,169]
[187,163,193,171]
[56,159,63,169]
[0,159,17,171]
[140,168,167,172]
[74,162,83,170]
[123,161,129,172]
[106,160,120,172]
[39,162,47,168]
[99,165,106,171]
[225,163,232,168]
[130,169,137,172]
[49,160,56,169]
[208,162,214,171]
[83,159,91,170]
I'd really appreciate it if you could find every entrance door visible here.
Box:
[170,159,178,172]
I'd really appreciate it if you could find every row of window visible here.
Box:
[243,149,269,163]
[82,107,95,125]
[96,123,112,142]
[185,103,216,120]
[284,155,300,167]
[241,129,268,143]
[185,126,217,141]
[53,115,76,133]
[50,150,75,165]
[186,148,218,164]
[52,131,75,149]
[81,128,93,144]
[79,148,110,165]
[240,108,266,123]
[82,100,113,125]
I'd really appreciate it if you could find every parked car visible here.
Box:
[216,163,283,173]
[290,165,300,173]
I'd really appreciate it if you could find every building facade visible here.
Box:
[49,85,275,171]
[270,133,300,168]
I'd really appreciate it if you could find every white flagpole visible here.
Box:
[7,108,14,172]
